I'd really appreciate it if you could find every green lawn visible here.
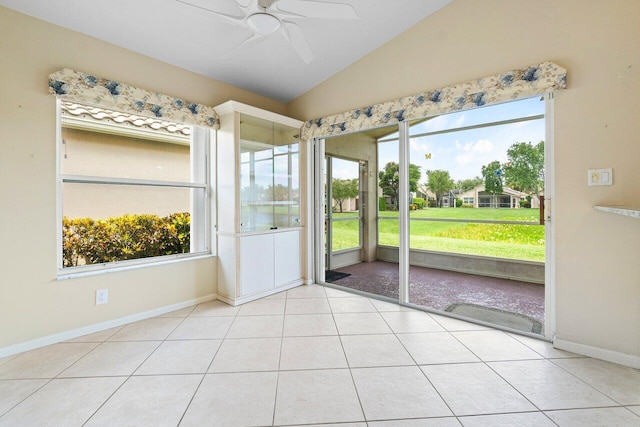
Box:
[332,208,545,262]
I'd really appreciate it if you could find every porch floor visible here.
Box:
[331,261,545,334]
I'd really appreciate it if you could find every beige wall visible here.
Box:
[288,0,640,360]
[0,7,286,349]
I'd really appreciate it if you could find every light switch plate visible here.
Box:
[588,168,613,186]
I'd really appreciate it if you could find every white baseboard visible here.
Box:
[217,281,303,306]
[0,293,218,359]
[554,338,640,369]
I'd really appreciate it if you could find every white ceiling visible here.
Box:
[1,0,451,102]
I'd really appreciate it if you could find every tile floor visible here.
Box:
[0,284,639,426]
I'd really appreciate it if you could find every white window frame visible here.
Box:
[56,99,213,277]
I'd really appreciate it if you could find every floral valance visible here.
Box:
[49,68,219,129]
[300,61,566,140]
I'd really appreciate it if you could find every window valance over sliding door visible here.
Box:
[49,68,219,129]
[300,61,566,140]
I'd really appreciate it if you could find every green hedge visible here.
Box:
[63,213,191,267]
[378,197,387,211]
[413,197,425,209]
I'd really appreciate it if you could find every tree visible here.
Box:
[331,178,359,213]
[378,162,421,209]
[481,160,504,208]
[456,177,484,192]
[503,141,545,198]
[267,184,290,201]
[426,170,454,208]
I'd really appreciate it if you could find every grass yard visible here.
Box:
[331,208,545,262]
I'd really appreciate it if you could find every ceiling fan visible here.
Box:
[176,0,358,64]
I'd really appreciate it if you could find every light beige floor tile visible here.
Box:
[0,354,20,368]
[285,297,331,314]
[0,377,124,427]
[0,343,98,379]
[263,290,288,299]
[168,316,233,340]
[189,300,240,316]
[545,407,640,427]
[285,424,367,427]
[368,419,462,427]
[286,284,327,298]
[381,311,445,333]
[627,405,640,416]
[274,369,364,425]
[352,366,452,420]
[452,330,543,361]
[156,305,196,317]
[237,298,286,316]
[60,341,160,377]
[508,333,579,358]
[397,332,479,365]
[65,326,124,343]
[280,336,347,370]
[552,357,640,405]
[334,313,392,335]
[107,317,182,341]
[430,314,491,331]
[370,299,414,312]
[341,334,414,368]
[422,363,536,416]
[283,314,338,336]
[324,287,359,298]
[135,340,221,375]
[459,412,556,426]
[209,338,281,372]
[181,372,278,427]
[488,359,617,410]
[226,315,284,338]
[85,375,201,427]
[0,379,48,415]
[329,297,377,313]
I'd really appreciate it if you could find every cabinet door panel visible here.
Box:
[239,234,274,295]
[274,231,301,286]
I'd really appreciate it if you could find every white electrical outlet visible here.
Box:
[588,168,613,186]
[96,289,108,305]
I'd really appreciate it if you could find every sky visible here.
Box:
[332,96,546,184]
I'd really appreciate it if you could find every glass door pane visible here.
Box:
[317,125,399,302]
[406,97,547,335]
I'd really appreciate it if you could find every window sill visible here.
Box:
[57,253,215,281]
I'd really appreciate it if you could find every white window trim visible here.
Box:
[56,99,213,277]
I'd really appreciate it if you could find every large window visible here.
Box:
[58,100,211,272]
[378,96,546,262]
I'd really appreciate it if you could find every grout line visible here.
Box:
[271,292,288,426]
[81,309,196,425]
[329,293,368,423]
[177,300,239,426]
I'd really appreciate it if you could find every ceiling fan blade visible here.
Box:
[219,32,266,61]
[283,21,314,64]
[176,0,245,19]
[275,0,357,20]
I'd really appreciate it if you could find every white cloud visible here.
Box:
[410,138,429,153]
[454,139,494,165]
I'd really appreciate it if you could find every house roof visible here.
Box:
[60,101,191,138]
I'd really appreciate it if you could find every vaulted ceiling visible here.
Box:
[0,0,451,102]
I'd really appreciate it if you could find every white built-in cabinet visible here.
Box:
[215,101,305,305]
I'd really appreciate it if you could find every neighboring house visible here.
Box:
[60,101,192,219]
[458,185,530,209]
[332,197,358,212]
